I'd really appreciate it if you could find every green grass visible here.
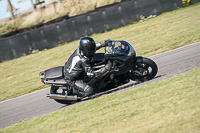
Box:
[0,4,200,102]
[1,68,199,133]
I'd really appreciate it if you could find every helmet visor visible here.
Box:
[84,51,95,57]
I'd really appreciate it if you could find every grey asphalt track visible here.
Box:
[0,42,200,129]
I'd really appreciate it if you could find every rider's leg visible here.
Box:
[73,61,112,97]
[74,80,93,97]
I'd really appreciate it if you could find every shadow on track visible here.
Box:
[60,75,164,108]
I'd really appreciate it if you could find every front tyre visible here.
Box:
[129,57,158,82]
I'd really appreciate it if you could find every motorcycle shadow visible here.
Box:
[60,75,163,108]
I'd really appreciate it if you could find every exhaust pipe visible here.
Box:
[47,94,77,101]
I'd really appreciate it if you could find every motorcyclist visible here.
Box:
[64,37,111,97]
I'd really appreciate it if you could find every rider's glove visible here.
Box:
[87,69,95,78]
[100,41,109,47]
[105,60,112,71]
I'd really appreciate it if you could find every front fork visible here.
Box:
[134,56,143,64]
[128,56,144,77]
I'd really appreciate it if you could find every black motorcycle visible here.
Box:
[39,40,158,104]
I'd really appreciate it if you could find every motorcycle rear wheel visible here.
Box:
[50,85,77,104]
[129,57,158,82]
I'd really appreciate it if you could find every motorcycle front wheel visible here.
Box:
[50,85,77,104]
[129,57,158,82]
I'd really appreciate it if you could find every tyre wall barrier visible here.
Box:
[0,15,69,38]
[0,32,32,61]
[0,0,199,62]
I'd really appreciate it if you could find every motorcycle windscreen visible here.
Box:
[105,41,129,58]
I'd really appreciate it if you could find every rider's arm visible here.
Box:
[96,41,108,51]
[93,60,112,76]
[82,57,112,78]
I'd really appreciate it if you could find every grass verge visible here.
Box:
[1,68,200,133]
[0,4,200,102]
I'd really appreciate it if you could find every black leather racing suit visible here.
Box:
[64,42,109,97]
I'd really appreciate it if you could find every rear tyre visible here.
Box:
[50,85,77,104]
[129,57,158,82]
